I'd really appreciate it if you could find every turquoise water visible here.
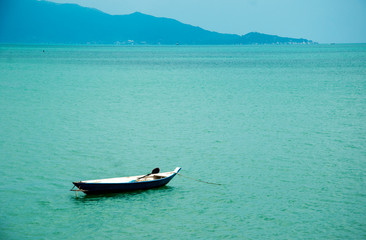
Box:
[0,44,365,239]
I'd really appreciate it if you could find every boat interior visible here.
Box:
[81,171,175,184]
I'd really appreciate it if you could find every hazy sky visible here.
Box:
[48,0,366,43]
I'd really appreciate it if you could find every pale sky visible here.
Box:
[48,0,366,43]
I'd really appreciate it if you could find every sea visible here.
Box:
[0,44,365,239]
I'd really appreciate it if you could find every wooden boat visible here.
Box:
[71,167,181,194]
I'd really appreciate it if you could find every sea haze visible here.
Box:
[0,44,365,239]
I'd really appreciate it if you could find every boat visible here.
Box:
[71,167,181,194]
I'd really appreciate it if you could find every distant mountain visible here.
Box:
[0,0,314,45]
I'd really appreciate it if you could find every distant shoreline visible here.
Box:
[2,43,366,47]
[1,1,315,45]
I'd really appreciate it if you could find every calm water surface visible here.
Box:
[0,44,365,239]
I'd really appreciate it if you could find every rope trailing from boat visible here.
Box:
[177,173,223,185]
